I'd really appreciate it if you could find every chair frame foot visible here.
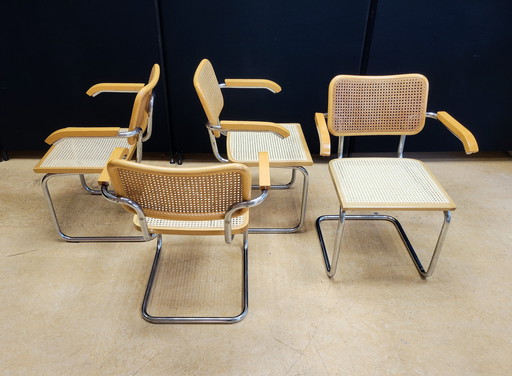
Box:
[316,210,452,279]
[42,173,154,242]
[248,166,309,234]
[141,233,249,324]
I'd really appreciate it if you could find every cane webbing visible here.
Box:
[133,213,248,235]
[108,161,251,222]
[38,133,132,170]
[328,74,428,136]
[329,158,455,210]
[227,123,312,167]
[194,59,224,125]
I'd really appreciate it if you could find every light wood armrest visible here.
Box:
[98,147,130,184]
[223,79,282,93]
[44,127,122,145]
[258,151,271,190]
[86,83,145,97]
[436,111,479,154]
[220,120,290,138]
[315,112,331,156]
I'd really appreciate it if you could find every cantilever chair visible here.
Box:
[193,59,313,234]
[34,64,160,242]
[99,150,271,323]
[315,74,478,278]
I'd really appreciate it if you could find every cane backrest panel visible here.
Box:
[193,59,225,125]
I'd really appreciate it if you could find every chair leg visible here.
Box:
[41,173,153,242]
[141,232,249,324]
[316,210,452,279]
[79,174,102,195]
[249,166,309,234]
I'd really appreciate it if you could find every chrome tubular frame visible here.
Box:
[41,173,152,242]
[316,209,452,279]
[224,189,269,243]
[249,166,309,234]
[141,230,249,324]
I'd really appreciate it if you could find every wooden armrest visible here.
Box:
[258,151,271,190]
[44,127,122,144]
[86,83,145,97]
[223,79,282,93]
[436,111,479,154]
[315,112,331,156]
[220,120,290,138]
[98,147,130,184]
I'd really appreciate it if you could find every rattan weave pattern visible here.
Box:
[115,169,246,220]
[140,214,247,231]
[329,75,428,135]
[228,123,309,163]
[195,60,224,124]
[329,158,453,209]
[40,136,131,168]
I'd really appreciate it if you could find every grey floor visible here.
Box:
[1,153,511,375]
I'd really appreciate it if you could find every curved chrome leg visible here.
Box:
[249,166,309,234]
[141,231,249,324]
[251,168,296,190]
[79,174,102,195]
[316,211,452,278]
[42,173,154,242]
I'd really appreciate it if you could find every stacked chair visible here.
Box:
[314,74,478,278]
[34,64,160,242]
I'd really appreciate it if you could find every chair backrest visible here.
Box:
[127,64,160,144]
[327,74,429,137]
[193,59,224,126]
[107,159,252,221]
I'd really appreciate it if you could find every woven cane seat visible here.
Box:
[133,212,249,235]
[227,123,313,167]
[34,131,132,173]
[329,158,455,211]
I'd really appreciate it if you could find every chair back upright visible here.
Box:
[193,59,224,126]
[328,74,429,137]
[127,64,160,144]
[107,159,252,222]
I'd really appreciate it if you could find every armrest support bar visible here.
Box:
[315,112,331,156]
[86,83,145,97]
[44,127,122,144]
[258,151,271,190]
[98,147,130,184]
[220,79,282,93]
[219,120,290,139]
[431,111,479,154]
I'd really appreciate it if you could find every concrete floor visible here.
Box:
[1,153,511,375]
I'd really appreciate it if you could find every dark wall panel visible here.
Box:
[161,0,368,153]
[2,1,163,151]
[364,0,512,152]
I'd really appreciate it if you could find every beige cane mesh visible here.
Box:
[329,158,455,210]
[132,214,248,235]
[108,160,252,222]
[194,59,224,125]
[227,123,313,167]
[36,131,133,172]
[328,74,429,136]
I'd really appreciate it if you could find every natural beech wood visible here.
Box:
[258,152,271,190]
[315,113,331,156]
[437,111,479,154]
[98,147,129,184]
[224,79,282,93]
[44,127,121,145]
[220,120,290,138]
[86,83,145,97]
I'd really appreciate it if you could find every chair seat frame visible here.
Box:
[317,210,451,279]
